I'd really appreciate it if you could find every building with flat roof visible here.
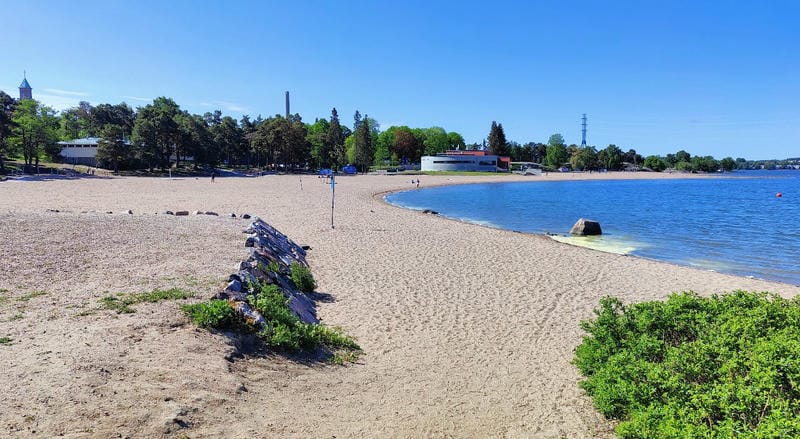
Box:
[57,137,103,166]
[421,150,510,172]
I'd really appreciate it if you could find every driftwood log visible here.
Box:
[214,218,319,329]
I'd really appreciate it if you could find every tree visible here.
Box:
[391,126,420,163]
[353,110,362,131]
[488,121,510,157]
[530,142,547,164]
[623,148,642,166]
[213,116,244,167]
[307,118,331,168]
[599,144,623,170]
[131,97,181,171]
[447,131,465,150]
[545,133,568,169]
[422,126,449,156]
[96,124,129,172]
[675,149,691,164]
[643,155,667,172]
[352,115,375,172]
[571,146,598,171]
[719,157,736,172]
[0,91,16,171]
[326,108,346,168]
[59,108,81,140]
[10,99,59,173]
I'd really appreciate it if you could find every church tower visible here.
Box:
[19,72,32,100]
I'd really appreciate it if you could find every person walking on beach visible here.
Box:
[416,178,420,188]
[211,170,216,183]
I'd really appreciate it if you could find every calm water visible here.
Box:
[385,171,800,285]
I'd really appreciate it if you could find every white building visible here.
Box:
[421,150,509,172]
[58,137,101,166]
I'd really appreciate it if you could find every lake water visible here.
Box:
[385,171,800,285]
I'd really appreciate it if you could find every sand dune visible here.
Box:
[1,172,797,438]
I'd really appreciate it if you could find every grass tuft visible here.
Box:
[17,291,47,302]
[102,288,193,314]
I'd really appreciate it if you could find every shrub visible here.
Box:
[181,299,237,328]
[184,283,359,357]
[249,284,357,351]
[290,262,316,293]
[575,291,800,437]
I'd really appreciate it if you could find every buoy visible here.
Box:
[776,193,782,198]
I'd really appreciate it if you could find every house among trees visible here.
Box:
[57,137,105,166]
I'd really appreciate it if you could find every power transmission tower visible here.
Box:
[581,113,587,147]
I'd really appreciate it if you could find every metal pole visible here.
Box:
[331,175,335,229]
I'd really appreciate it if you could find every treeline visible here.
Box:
[0,91,465,173]
[0,89,776,174]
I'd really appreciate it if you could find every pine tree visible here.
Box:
[327,108,346,168]
[353,115,375,172]
[488,121,509,157]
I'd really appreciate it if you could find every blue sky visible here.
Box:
[1,0,797,159]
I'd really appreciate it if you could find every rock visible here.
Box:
[245,237,255,247]
[46,209,60,213]
[570,218,602,236]
[205,211,219,216]
[193,210,204,215]
[422,209,439,215]
[164,210,174,215]
[242,214,251,219]
[174,211,189,216]
[230,213,237,218]
[301,245,311,250]
[126,210,133,215]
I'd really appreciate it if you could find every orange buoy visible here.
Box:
[776,192,782,198]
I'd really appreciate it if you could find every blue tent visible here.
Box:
[342,164,357,175]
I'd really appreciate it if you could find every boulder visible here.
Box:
[175,211,189,216]
[570,218,602,236]
[205,211,219,216]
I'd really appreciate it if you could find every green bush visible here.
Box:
[290,262,316,293]
[183,283,359,357]
[249,284,357,351]
[575,291,800,438]
[181,299,237,328]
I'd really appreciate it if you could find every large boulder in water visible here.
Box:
[570,218,602,236]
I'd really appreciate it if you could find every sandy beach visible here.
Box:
[1,171,798,438]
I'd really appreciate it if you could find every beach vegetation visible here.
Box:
[101,288,192,314]
[17,290,47,302]
[575,290,800,437]
[183,283,359,360]
[0,336,12,345]
[181,299,238,328]
[290,262,316,293]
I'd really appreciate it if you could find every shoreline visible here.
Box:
[380,172,800,288]
[2,173,799,437]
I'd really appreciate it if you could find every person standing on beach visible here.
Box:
[211,170,216,182]
[416,179,420,188]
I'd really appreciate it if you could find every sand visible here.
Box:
[1,172,798,438]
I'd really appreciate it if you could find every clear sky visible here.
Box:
[1,0,797,159]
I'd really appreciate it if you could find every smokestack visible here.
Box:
[285,91,290,118]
